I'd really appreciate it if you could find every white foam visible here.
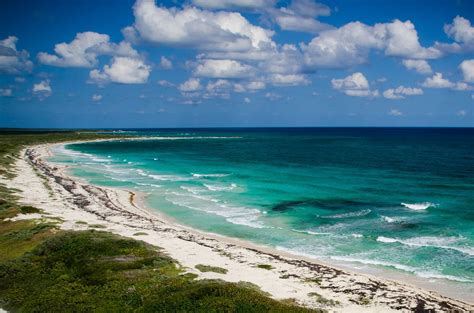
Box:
[203,183,237,191]
[192,173,230,178]
[351,233,363,238]
[321,209,371,219]
[149,174,189,181]
[291,229,331,235]
[376,236,474,256]
[401,202,437,211]
[165,190,265,229]
[331,256,473,283]
[381,216,398,223]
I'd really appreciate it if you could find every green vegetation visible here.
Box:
[133,231,148,236]
[0,130,319,312]
[0,130,128,177]
[303,277,322,285]
[256,264,274,270]
[308,293,340,307]
[195,264,229,274]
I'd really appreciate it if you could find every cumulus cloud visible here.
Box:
[302,20,441,69]
[0,36,33,74]
[160,56,173,69]
[0,88,13,97]
[32,79,52,99]
[456,110,466,116]
[402,59,432,74]
[267,0,332,34]
[192,0,275,10]
[38,32,138,68]
[89,57,150,84]
[244,97,251,103]
[270,73,309,86]
[460,59,474,83]
[179,78,202,92]
[421,72,471,90]
[331,72,378,97]
[383,86,423,99]
[158,80,174,87]
[436,16,474,53]
[194,59,255,78]
[92,94,102,102]
[130,0,275,53]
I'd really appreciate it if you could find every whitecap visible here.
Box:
[192,173,230,178]
[381,216,398,223]
[401,202,437,211]
[320,209,371,219]
[331,256,473,283]
[291,229,331,235]
[376,236,474,256]
[203,183,237,191]
[149,174,190,181]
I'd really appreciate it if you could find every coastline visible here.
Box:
[2,141,473,312]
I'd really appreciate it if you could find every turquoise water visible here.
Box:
[48,128,474,288]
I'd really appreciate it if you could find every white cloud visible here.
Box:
[33,79,52,93]
[194,59,255,78]
[92,94,102,102]
[402,59,432,74]
[179,78,202,92]
[0,36,33,74]
[302,20,441,69]
[383,86,423,99]
[456,110,466,116]
[160,56,173,69]
[247,81,266,90]
[270,73,309,86]
[437,16,474,53]
[388,109,402,116]
[460,59,474,83]
[0,88,12,97]
[38,32,139,68]
[130,0,275,53]
[267,0,332,34]
[158,80,174,87]
[331,72,378,97]
[206,79,231,92]
[244,97,251,103]
[89,57,150,84]
[421,72,471,90]
[192,0,275,9]
[33,80,52,99]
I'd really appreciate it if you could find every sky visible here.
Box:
[0,0,473,128]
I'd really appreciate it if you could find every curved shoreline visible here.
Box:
[3,140,473,312]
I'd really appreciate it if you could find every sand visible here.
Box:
[1,141,472,312]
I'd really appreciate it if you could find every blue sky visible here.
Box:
[0,0,473,128]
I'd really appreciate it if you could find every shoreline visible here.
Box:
[2,141,473,312]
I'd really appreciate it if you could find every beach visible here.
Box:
[1,140,472,312]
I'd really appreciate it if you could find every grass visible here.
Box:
[133,231,148,236]
[308,292,340,307]
[256,264,274,270]
[0,130,320,312]
[195,264,229,274]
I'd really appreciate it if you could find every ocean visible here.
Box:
[48,128,474,290]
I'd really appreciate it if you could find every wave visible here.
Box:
[320,209,371,219]
[149,174,190,181]
[192,173,230,178]
[165,188,265,229]
[381,216,399,223]
[135,182,162,188]
[376,236,474,256]
[401,202,437,211]
[330,256,473,283]
[291,229,331,235]
[203,183,237,191]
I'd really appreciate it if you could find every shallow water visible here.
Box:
[48,128,474,291]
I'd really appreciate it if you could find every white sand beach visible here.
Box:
[1,142,473,312]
